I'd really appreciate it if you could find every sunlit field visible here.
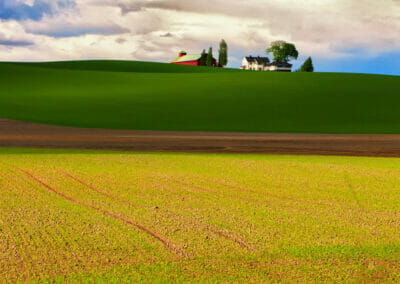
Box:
[1,61,399,134]
[1,148,400,282]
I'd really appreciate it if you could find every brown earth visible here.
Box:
[1,118,400,157]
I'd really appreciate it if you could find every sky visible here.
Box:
[0,0,399,75]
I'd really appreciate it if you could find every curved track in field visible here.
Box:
[63,170,256,252]
[2,119,400,157]
[1,163,187,258]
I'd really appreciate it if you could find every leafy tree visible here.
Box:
[199,49,207,66]
[218,39,228,67]
[300,57,314,72]
[266,41,299,63]
[206,47,213,66]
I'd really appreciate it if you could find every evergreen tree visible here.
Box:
[300,57,314,72]
[218,39,228,67]
[206,47,213,66]
[199,49,207,66]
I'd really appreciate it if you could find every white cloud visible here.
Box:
[0,0,399,67]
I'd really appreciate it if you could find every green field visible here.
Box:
[1,60,399,134]
[1,148,400,282]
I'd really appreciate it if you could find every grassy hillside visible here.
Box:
[0,61,399,133]
[9,60,237,73]
[1,148,400,282]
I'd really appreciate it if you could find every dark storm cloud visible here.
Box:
[0,39,33,46]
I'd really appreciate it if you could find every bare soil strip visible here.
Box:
[2,119,400,157]
[3,163,187,258]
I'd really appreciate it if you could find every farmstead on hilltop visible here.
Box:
[171,51,217,66]
[241,56,293,72]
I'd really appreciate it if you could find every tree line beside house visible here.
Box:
[199,39,228,67]
[298,57,314,72]
[170,40,228,68]
[242,40,314,72]
[267,41,314,72]
[171,39,314,71]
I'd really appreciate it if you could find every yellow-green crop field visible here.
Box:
[1,148,400,282]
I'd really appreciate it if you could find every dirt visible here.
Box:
[1,118,400,157]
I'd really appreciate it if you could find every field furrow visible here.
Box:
[65,169,257,252]
[1,149,400,282]
[4,216,37,280]
[10,164,188,258]
[0,217,25,282]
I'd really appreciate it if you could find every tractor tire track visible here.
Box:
[5,164,159,265]
[162,210,257,252]
[154,176,258,251]
[1,165,91,277]
[63,171,138,208]
[3,163,187,258]
[154,174,217,194]
[62,169,159,262]
[61,170,163,261]
[65,171,256,252]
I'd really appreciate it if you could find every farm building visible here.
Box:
[268,62,293,72]
[241,56,292,72]
[171,51,217,66]
[241,56,270,71]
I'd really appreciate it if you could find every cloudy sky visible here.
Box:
[0,0,399,74]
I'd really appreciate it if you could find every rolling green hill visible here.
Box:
[8,60,237,73]
[0,60,399,133]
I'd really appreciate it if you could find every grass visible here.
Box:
[1,148,400,282]
[9,60,238,74]
[0,60,399,134]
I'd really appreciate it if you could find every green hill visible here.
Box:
[0,60,399,134]
[8,60,236,73]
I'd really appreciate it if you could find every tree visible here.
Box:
[218,39,228,67]
[300,57,314,72]
[266,41,299,63]
[206,47,213,66]
[199,49,207,66]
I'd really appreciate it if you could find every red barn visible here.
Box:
[171,51,217,66]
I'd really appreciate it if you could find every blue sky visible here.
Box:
[0,0,52,21]
[0,0,74,20]
[0,0,399,75]
[314,52,400,76]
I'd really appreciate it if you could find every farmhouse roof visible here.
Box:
[171,54,201,63]
[268,61,293,67]
[245,56,270,65]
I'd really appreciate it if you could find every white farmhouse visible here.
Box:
[240,56,292,72]
[241,56,270,71]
